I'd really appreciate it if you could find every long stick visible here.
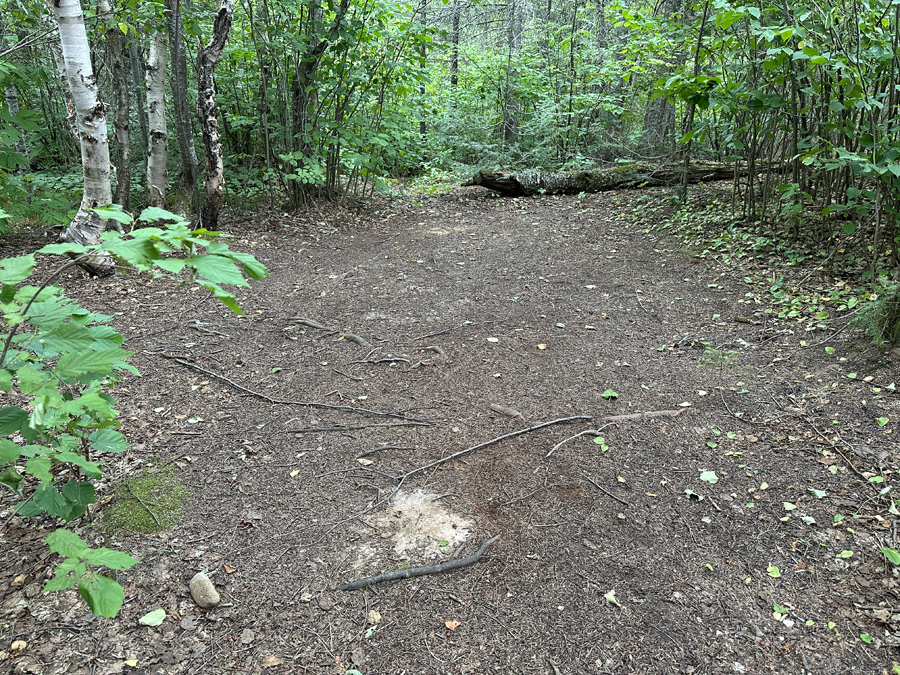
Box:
[338,535,500,591]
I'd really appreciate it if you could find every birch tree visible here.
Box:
[197,0,234,229]
[50,0,118,274]
[146,30,167,208]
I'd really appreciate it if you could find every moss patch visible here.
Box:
[104,467,187,535]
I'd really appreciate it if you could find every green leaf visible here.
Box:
[138,206,187,223]
[56,349,133,378]
[33,483,73,519]
[189,254,249,287]
[881,548,900,565]
[44,557,87,591]
[0,406,27,434]
[0,438,20,463]
[38,243,90,255]
[699,470,719,484]
[89,429,128,453]
[83,547,139,570]
[0,254,35,285]
[767,565,781,578]
[0,466,24,495]
[783,502,796,510]
[836,550,854,558]
[153,258,187,273]
[773,601,788,614]
[198,281,243,314]
[808,489,826,499]
[41,323,94,353]
[860,633,873,644]
[601,388,618,400]
[0,369,12,391]
[139,608,166,626]
[46,529,90,558]
[78,573,125,617]
[876,417,889,427]
[62,480,96,509]
[92,205,134,226]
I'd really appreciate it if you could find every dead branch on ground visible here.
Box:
[338,535,500,591]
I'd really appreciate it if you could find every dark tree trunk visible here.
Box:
[197,0,235,229]
[167,0,201,215]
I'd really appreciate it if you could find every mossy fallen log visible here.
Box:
[461,161,761,197]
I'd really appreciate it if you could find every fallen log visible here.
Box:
[462,161,774,197]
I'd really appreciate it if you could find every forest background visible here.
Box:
[0,0,898,283]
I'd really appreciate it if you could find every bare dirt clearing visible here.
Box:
[2,185,899,674]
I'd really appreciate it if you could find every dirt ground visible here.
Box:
[2,183,900,675]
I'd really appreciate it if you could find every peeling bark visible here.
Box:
[51,0,117,276]
[146,31,168,208]
[197,0,235,229]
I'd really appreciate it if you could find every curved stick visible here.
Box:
[338,535,500,592]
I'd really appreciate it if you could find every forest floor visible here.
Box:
[2,182,900,675]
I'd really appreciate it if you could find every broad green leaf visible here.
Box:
[767,565,781,578]
[0,466,24,495]
[44,558,87,591]
[881,548,900,565]
[32,483,71,519]
[138,206,186,223]
[0,254,34,285]
[138,608,166,626]
[89,429,128,453]
[46,528,90,558]
[199,281,242,314]
[0,438,20,463]
[84,547,139,570]
[0,405,27,434]
[25,456,52,483]
[61,480,96,508]
[78,573,125,617]
[153,258,187,273]
[41,323,94,353]
[189,255,249,287]
[56,349,133,378]
[91,205,134,226]
[601,388,618,400]
[0,369,12,391]
[700,470,719,484]
[224,251,269,280]
[38,243,90,255]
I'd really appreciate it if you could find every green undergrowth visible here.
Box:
[104,467,187,536]
[632,190,899,347]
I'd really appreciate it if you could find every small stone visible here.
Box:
[189,572,220,608]
[240,628,254,644]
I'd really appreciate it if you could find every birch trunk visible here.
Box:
[197,0,235,229]
[51,0,117,275]
[146,31,168,208]
[98,0,131,207]
[166,0,200,215]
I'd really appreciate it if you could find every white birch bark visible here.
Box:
[50,0,118,273]
[197,0,235,229]
[146,30,168,208]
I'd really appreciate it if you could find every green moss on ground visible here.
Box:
[104,467,187,535]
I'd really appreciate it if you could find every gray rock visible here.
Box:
[189,572,220,608]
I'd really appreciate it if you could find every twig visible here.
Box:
[124,480,162,529]
[358,444,412,458]
[804,420,873,484]
[284,422,429,433]
[318,416,591,531]
[412,313,511,341]
[162,356,429,422]
[584,477,632,506]
[635,290,649,313]
[338,535,500,591]
[500,484,563,507]
[546,424,612,457]
[598,409,686,422]
[291,317,331,330]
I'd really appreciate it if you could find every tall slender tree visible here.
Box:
[50,0,117,274]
